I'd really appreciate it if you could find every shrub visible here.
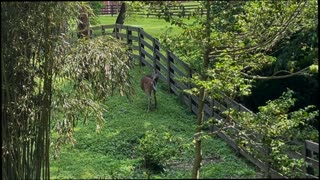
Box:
[137,129,183,174]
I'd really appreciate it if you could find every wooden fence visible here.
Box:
[132,4,206,18]
[94,24,319,179]
[100,3,206,18]
[101,4,122,16]
[303,140,319,178]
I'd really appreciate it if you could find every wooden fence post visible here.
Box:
[181,6,185,18]
[111,5,114,16]
[118,24,122,40]
[209,98,214,118]
[166,51,175,93]
[101,25,105,35]
[188,67,193,112]
[302,140,308,178]
[152,38,160,72]
[126,26,133,61]
[264,146,271,178]
[138,28,145,67]
[113,24,118,39]
[303,140,318,178]
[126,26,132,44]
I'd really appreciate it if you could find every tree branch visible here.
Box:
[241,66,312,80]
[209,1,306,58]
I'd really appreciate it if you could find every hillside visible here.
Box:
[50,64,262,179]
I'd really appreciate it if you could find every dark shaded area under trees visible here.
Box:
[239,26,319,128]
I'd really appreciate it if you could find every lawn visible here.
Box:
[95,14,194,38]
[50,63,262,179]
[51,11,262,179]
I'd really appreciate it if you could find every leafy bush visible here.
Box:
[89,1,103,25]
[231,89,318,177]
[137,129,184,174]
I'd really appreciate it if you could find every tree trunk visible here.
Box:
[78,5,90,39]
[191,88,206,179]
[191,1,211,179]
[113,2,126,33]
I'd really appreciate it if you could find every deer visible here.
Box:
[140,71,159,112]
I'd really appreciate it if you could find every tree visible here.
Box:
[113,2,127,33]
[78,3,91,39]
[88,1,103,25]
[157,0,318,178]
[1,2,134,179]
[89,1,103,16]
[191,1,211,178]
[230,89,318,177]
[115,2,127,25]
[2,3,79,178]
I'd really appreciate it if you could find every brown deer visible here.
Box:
[140,71,159,112]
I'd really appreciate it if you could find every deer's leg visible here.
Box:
[154,90,157,109]
[145,90,151,112]
[147,95,151,112]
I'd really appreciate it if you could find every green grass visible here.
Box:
[96,14,194,38]
[52,12,262,179]
[50,64,262,179]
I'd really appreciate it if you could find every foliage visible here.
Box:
[137,129,184,174]
[239,0,318,116]
[230,89,319,177]
[126,1,181,18]
[89,1,103,16]
[156,0,318,178]
[2,2,134,179]
[50,66,260,179]
[160,0,318,95]
[241,25,319,126]
[51,35,134,157]
[88,1,103,25]
[1,2,80,179]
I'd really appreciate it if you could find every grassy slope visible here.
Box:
[50,14,262,179]
[50,65,261,179]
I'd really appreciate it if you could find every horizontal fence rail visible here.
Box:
[91,23,319,179]
[101,4,121,15]
[100,3,206,18]
[131,4,207,18]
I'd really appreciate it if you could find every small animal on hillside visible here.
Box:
[140,71,159,112]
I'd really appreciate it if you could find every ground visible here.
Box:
[50,64,262,179]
